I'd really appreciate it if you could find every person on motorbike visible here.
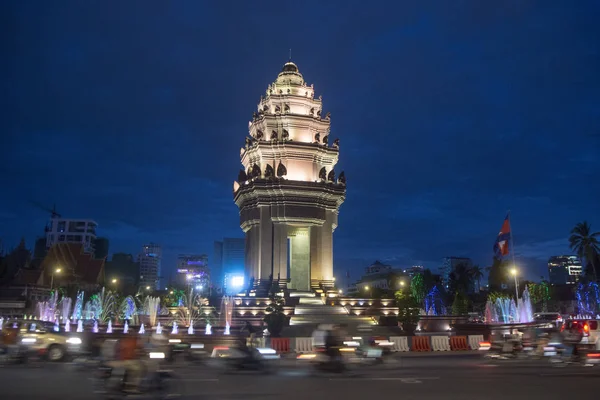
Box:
[105,336,146,394]
[324,325,344,364]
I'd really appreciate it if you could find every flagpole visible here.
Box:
[508,210,519,299]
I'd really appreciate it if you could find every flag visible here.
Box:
[493,215,511,258]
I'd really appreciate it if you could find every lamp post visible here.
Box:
[50,268,62,290]
[510,268,519,300]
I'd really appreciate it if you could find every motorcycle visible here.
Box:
[94,352,181,399]
[219,346,274,373]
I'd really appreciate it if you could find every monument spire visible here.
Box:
[233,60,346,295]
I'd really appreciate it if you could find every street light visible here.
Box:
[510,268,519,300]
[399,280,406,287]
[146,286,151,290]
[50,268,62,290]
[111,278,118,284]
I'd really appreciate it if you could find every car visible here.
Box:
[563,319,600,350]
[533,312,563,328]
[3,320,84,361]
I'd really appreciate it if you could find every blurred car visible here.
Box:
[564,319,600,350]
[3,320,84,361]
[533,312,563,328]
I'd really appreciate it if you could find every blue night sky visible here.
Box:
[2,1,599,284]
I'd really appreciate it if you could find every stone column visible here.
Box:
[273,223,288,283]
[258,206,273,281]
[310,225,323,284]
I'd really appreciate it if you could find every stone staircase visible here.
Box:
[289,296,376,326]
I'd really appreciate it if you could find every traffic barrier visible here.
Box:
[468,335,484,350]
[294,337,314,353]
[411,336,431,352]
[270,337,290,353]
[450,335,469,351]
[389,336,410,352]
[431,336,451,351]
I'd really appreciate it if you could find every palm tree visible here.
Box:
[470,266,484,292]
[569,221,600,281]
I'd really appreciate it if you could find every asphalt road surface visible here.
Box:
[1,355,599,400]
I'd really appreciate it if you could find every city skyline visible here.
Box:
[2,1,599,281]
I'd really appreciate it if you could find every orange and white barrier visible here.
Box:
[449,336,469,351]
[411,336,431,352]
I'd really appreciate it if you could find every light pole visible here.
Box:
[510,268,519,300]
[50,268,62,290]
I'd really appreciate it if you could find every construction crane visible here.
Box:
[30,201,61,219]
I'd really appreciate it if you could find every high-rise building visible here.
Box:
[548,255,582,285]
[138,243,161,290]
[233,61,346,293]
[176,254,209,290]
[45,217,98,254]
[214,238,245,294]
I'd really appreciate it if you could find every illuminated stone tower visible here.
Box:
[233,61,345,293]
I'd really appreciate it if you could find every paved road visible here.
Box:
[1,355,599,400]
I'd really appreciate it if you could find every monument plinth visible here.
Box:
[234,61,345,294]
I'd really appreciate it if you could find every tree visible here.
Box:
[448,262,474,297]
[394,290,420,333]
[470,266,484,292]
[569,221,600,281]
[410,274,426,306]
[528,282,551,312]
[488,257,508,292]
[451,292,469,315]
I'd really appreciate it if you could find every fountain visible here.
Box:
[93,320,99,333]
[54,319,60,332]
[64,318,70,332]
[59,296,72,321]
[123,321,129,334]
[37,291,59,321]
[188,324,194,335]
[156,322,162,334]
[0,317,3,330]
[119,296,137,324]
[205,323,212,335]
[107,320,113,333]
[72,291,84,321]
[220,296,233,335]
[83,288,116,322]
[171,321,178,335]
[143,296,161,327]
[77,319,83,332]
[139,323,145,334]
[174,287,213,335]
[484,288,533,324]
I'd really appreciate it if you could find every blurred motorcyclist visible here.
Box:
[105,336,146,393]
[324,325,344,362]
